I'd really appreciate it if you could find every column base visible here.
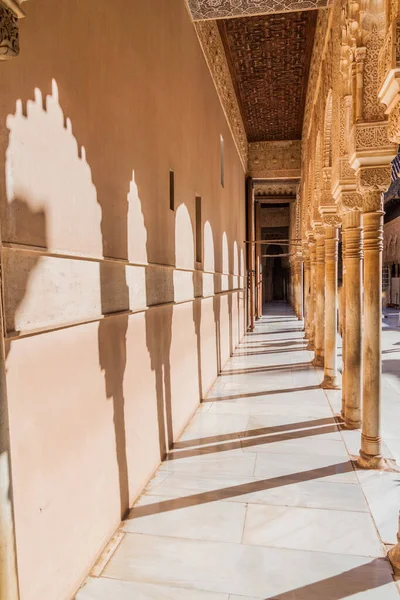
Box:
[343,417,361,430]
[356,449,385,470]
[312,355,324,367]
[321,376,341,390]
[306,341,314,351]
[388,544,400,577]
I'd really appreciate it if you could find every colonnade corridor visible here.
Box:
[76,303,399,600]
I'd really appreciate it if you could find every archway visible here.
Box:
[263,244,288,303]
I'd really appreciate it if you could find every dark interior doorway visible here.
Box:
[264,245,288,302]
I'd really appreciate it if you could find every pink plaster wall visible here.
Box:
[0,1,246,599]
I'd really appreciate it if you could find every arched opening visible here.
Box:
[263,244,289,303]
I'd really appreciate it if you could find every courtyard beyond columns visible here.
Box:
[76,303,399,600]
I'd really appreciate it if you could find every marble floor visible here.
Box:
[76,303,399,600]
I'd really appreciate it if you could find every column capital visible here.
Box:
[312,222,325,237]
[355,46,367,63]
[356,165,391,212]
[321,207,341,227]
[337,191,363,214]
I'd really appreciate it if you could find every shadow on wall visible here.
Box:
[3,199,47,357]
[2,80,129,514]
[2,76,244,599]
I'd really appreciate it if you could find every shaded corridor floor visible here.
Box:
[76,304,399,600]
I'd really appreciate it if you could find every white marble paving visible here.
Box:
[76,304,399,600]
[123,497,247,543]
[100,533,398,599]
[77,578,229,599]
[242,504,385,557]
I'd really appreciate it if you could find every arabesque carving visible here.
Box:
[337,191,363,211]
[0,2,19,59]
[186,0,331,21]
[195,20,248,169]
[321,212,342,226]
[248,140,301,179]
[357,165,392,191]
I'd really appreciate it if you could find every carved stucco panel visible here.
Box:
[195,20,248,169]
[248,140,301,179]
[0,2,19,59]
[186,0,332,21]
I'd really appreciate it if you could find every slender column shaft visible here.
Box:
[293,263,299,318]
[297,262,304,320]
[322,226,339,388]
[255,202,262,320]
[246,178,255,331]
[304,253,310,337]
[313,235,325,367]
[343,210,362,429]
[341,230,347,418]
[307,241,316,350]
[358,210,384,468]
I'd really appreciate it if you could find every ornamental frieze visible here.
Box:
[195,20,248,169]
[248,140,301,179]
[186,0,332,21]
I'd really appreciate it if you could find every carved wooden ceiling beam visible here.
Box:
[185,0,332,21]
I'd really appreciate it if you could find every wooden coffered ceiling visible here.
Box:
[186,0,330,21]
[218,11,317,142]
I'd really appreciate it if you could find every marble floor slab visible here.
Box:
[100,533,398,599]
[144,473,370,512]
[242,504,385,557]
[123,497,247,543]
[76,304,399,600]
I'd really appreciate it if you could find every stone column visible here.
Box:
[291,263,296,314]
[340,228,347,418]
[246,177,255,331]
[255,202,262,320]
[297,260,304,320]
[303,247,311,337]
[307,237,316,350]
[313,228,325,367]
[342,209,363,429]
[358,191,384,469]
[322,222,340,388]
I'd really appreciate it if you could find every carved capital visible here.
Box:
[313,223,325,237]
[355,46,367,63]
[337,191,363,212]
[361,189,384,213]
[357,165,391,193]
[322,213,341,226]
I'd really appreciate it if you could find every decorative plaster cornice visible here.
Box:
[302,8,332,141]
[186,0,331,21]
[195,20,248,170]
